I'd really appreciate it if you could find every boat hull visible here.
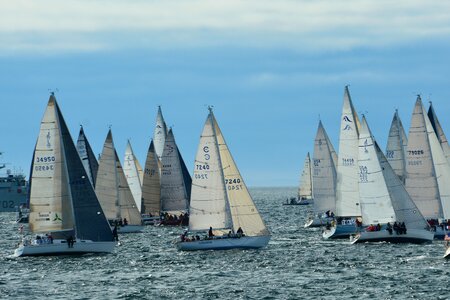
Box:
[176,235,270,251]
[322,224,358,239]
[444,247,450,259]
[142,215,160,225]
[432,226,447,240]
[350,229,434,244]
[14,239,116,257]
[117,225,144,233]
[304,217,333,228]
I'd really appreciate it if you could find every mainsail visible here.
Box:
[335,86,362,217]
[312,121,337,215]
[298,153,313,200]
[123,140,143,212]
[153,106,168,161]
[29,95,112,241]
[405,96,447,220]
[189,109,269,237]
[385,110,408,183]
[160,129,190,213]
[76,126,99,188]
[96,130,141,225]
[141,140,161,215]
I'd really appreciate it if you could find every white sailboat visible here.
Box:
[177,108,270,251]
[385,110,408,183]
[286,153,313,205]
[76,126,99,188]
[96,130,143,233]
[153,106,168,161]
[351,116,433,244]
[141,140,161,225]
[428,102,450,165]
[405,96,450,238]
[304,121,337,228]
[160,128,190,224]
[15,94,115,257]
[323,86,362,239]
[123,140,143,212]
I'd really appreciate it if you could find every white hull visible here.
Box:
[14,239,116,257]
[351,229,434,244]
[304,216,333,228]
[176,235,270,251]
[117,225,144,233]
[142,216,160,225]
[444,247,450,259]
[322,223,358,239]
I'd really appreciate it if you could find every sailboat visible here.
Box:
[76,126,99,188]
[160,128,190,225]
[350,116,433,244]
[385,110,408,184]
[123,140,143,212]
[15,94,115,257]
[323,86,362,239]
[95,130,144,233]
[177,108,270,250]
[141,140,161,225]
[405,96,450,239]
[304,121,337,228]
[284,153,313,205]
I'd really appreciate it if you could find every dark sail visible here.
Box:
[54,99,113,242]
[77,126,99,188]
[177,148,192,202]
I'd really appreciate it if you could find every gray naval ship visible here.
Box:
[0,156,28,212]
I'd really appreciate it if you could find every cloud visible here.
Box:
[1,0,450,54]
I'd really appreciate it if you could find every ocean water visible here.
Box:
[0,187,449,300]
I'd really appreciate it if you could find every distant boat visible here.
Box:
[304,121,337,228]
[76,126,99,188]
[350,116,433,244]
[385,110,408,184]
[160,128,191,225]
[0,153,28,213]
[95,130,144,233]
[123,140,143,212]
[405,96,450,239]
[141,140,161,225]
[323,86,362,239]
[177,107,270,251]
[15,94,115,257]
[284,153,313,205]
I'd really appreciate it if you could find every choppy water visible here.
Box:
[1,187,449,299]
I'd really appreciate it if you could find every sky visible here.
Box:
[1,0,450,187]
